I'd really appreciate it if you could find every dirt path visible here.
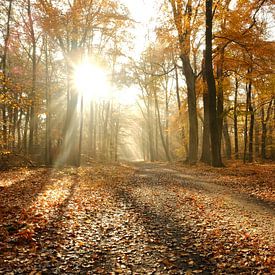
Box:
[0,163,274,274]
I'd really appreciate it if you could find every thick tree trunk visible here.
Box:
[170,0,198,164]
[180,55,198,164]
[205,0,223,167]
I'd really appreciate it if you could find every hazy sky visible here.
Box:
[121,0,158,57]
[121,0,156,23]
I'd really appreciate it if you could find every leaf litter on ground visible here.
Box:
[0,162,274,274]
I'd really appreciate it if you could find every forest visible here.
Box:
[0,0,274,274]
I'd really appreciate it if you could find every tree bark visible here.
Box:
[205,0,223,167]
[174,63,188,156]
[234,77,239,159]
[170,0,198,164]
[222,117,232,160]
[200,56,211,164]
[180,55,198,164]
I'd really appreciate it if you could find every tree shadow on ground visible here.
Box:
[112,186,216,274]
[0,169,51,235]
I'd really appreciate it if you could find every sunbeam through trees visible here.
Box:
[0,0,274,273]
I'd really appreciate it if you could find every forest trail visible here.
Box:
[0,162,274,274]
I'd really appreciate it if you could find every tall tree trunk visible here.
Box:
[246,67,254,163]
[62,45,79,166]
[27,0,37,155]
[1,0,13,150]
[200,56,211,164]
[180,55,198,164]
[234,77,239,159]
[154,89,171,161]
[205,0,223,167]
[243,67,253,164]
[243,84,249,163]
[174,63,188,156]
[170,0,198,164]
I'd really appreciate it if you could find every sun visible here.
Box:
[73,61,110,101]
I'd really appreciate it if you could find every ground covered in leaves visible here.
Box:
[0,161,274,274]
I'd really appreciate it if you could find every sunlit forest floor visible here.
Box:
[0,162,274,274]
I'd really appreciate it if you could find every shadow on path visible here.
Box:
[112,186,216,273]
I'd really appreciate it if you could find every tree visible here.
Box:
[1,0,13,150]
[37,0,130,166]
[205,0,223,167]
[168,0,199,164]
